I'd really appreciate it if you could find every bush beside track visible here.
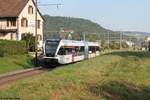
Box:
[0,40,27,57]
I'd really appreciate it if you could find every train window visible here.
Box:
[96,46,100,51]
[58,47,73,55]
[79,46,85,55]
[75,47,79,52]
[88,46,92,53]
[74,47,80,56]
[80,46,85,52]
[58,46,86,56]
[58,47,65,55]
[89,46,97,53]
[45,40,59,57]
[65,48,73,55]
[93,46,96,53]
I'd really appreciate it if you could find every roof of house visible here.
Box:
[0,0,29,17]
[0,0,44,20]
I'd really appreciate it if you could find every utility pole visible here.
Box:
[35,0,38,67]
[107,30,110,49]
[83,32,86,41]
[120,32,122,50]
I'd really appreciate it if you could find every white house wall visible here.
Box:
[18,0,44,41]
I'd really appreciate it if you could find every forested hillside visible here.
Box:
[43,15,138,44]
[44,15,108,33]
[43,15,114,41]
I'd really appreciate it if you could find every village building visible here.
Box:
[59,28,74,39]
[142,36,150,50]
[145,36,150,42]
[125,41,134,48]
[0,0,44,49]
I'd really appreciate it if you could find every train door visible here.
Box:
[84,42,89,59]
[57,46,73,64]
[72,47,75,62]
[73,46,85,62]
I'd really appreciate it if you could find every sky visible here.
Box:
[38,0,150,32]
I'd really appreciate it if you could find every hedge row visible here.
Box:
[0,40,27,57]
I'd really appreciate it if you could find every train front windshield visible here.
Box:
[45,40,59,57]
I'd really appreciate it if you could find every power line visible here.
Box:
[38,3,62,6]
[107,31,110,49]
[38,3,63,9]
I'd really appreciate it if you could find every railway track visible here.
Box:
[0,67,48,87]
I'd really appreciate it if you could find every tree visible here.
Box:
[21,33,35,52]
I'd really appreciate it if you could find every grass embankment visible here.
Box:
[0,51,150,100]
[0,55,33,74]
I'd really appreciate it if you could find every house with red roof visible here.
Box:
[0,0,44,48]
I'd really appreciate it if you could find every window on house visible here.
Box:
[37,34,42,40]
[10,19,16,26]
[21,19,23,27]
[21,18,28,27]
[7,19,9,27]
[28,6,33,14]
[7,19,16,27]
[37,20,40,29]
[26,20,28,27]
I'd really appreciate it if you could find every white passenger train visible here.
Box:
[43,39,100,64]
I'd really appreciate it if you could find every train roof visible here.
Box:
[60,40,85,46]
[45,39,100,47]
[60,40,99,47]
[87,42,99,46]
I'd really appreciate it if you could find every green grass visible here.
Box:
[0,55,33,74]
[0,51,150,100]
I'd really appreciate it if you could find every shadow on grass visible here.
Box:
[89,81,150,100]
[104,51,150,59]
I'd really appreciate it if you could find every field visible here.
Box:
[0,51,150,100]
[0,55,33,74]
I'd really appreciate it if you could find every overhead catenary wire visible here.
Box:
[38,3,62,6]
[37,3,63,9]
